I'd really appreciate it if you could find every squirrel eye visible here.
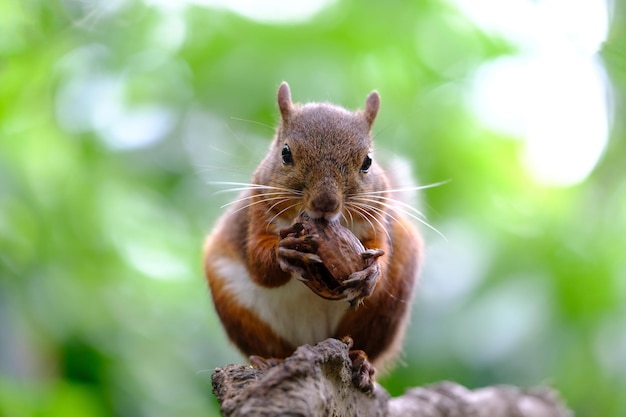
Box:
[360,153,372,173]
[281,143,294,165]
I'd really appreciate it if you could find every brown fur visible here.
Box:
[204,82,422,370]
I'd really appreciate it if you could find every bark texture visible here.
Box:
[212,338,572,417]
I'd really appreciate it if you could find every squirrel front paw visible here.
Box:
[277,233,321,281]
[339,254,381,309]
[279,241,382,308]
[278,218,383,306]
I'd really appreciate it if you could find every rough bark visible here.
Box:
[211,338,572,417]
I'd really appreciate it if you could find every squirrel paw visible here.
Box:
[278,233,320,255]
[348,347,376,394]
[340,259,381,309]
[250,355,284,370]
[277,234,322,280]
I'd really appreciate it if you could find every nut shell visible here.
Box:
[280,214,384,300]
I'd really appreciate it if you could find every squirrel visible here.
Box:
[203,82,422,375]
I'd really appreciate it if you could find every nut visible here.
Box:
[280,214,384,300]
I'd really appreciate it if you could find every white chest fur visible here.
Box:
[214,257,348,347]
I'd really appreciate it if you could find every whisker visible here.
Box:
[229,116,275,130]
[339,212,349,228]
[354,180,451,195]
[224,199,274,218]
[349,179,449,220]
[377,195,431,220]
[193,164,252,176]
[352,198,426,227]
[224,195,299,219]
[220,191,301,208]
[222,195,298,210]
[349,196,446,240]
[363,204,393,243]
[346,204,373,230]
[346,202,393,242]
[346,203,381,240]
[351,194,427,219]
[209,181,302,195]
[266,197,300,214]
[266,201,302,230]
[342,208,355,231]
[348,200,406,234]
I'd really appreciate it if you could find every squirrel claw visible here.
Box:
[340,261,380,308]
[250,355,283,370]
[278,234,319,254]
[278,257,307,278]
[348,349,375,394]
[278,247,323,264]
[361,249,384,260]
[278,247,324,282]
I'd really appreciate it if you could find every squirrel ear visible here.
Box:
[364,91,380,128]
[277,82,292,120]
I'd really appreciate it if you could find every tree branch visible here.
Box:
[212,338,572,417]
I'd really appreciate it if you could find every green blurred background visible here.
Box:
[1,0,625,416]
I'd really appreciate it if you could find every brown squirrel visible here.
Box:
[204,82,422,374]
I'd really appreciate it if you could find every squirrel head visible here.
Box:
[253,82,389,224]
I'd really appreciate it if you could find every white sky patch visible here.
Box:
[455,0,610,186]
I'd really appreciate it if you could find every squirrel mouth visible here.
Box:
[304,209,341,223]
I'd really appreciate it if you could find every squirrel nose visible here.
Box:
[309,191,340,219]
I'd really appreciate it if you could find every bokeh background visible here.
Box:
[1,0,625,416]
